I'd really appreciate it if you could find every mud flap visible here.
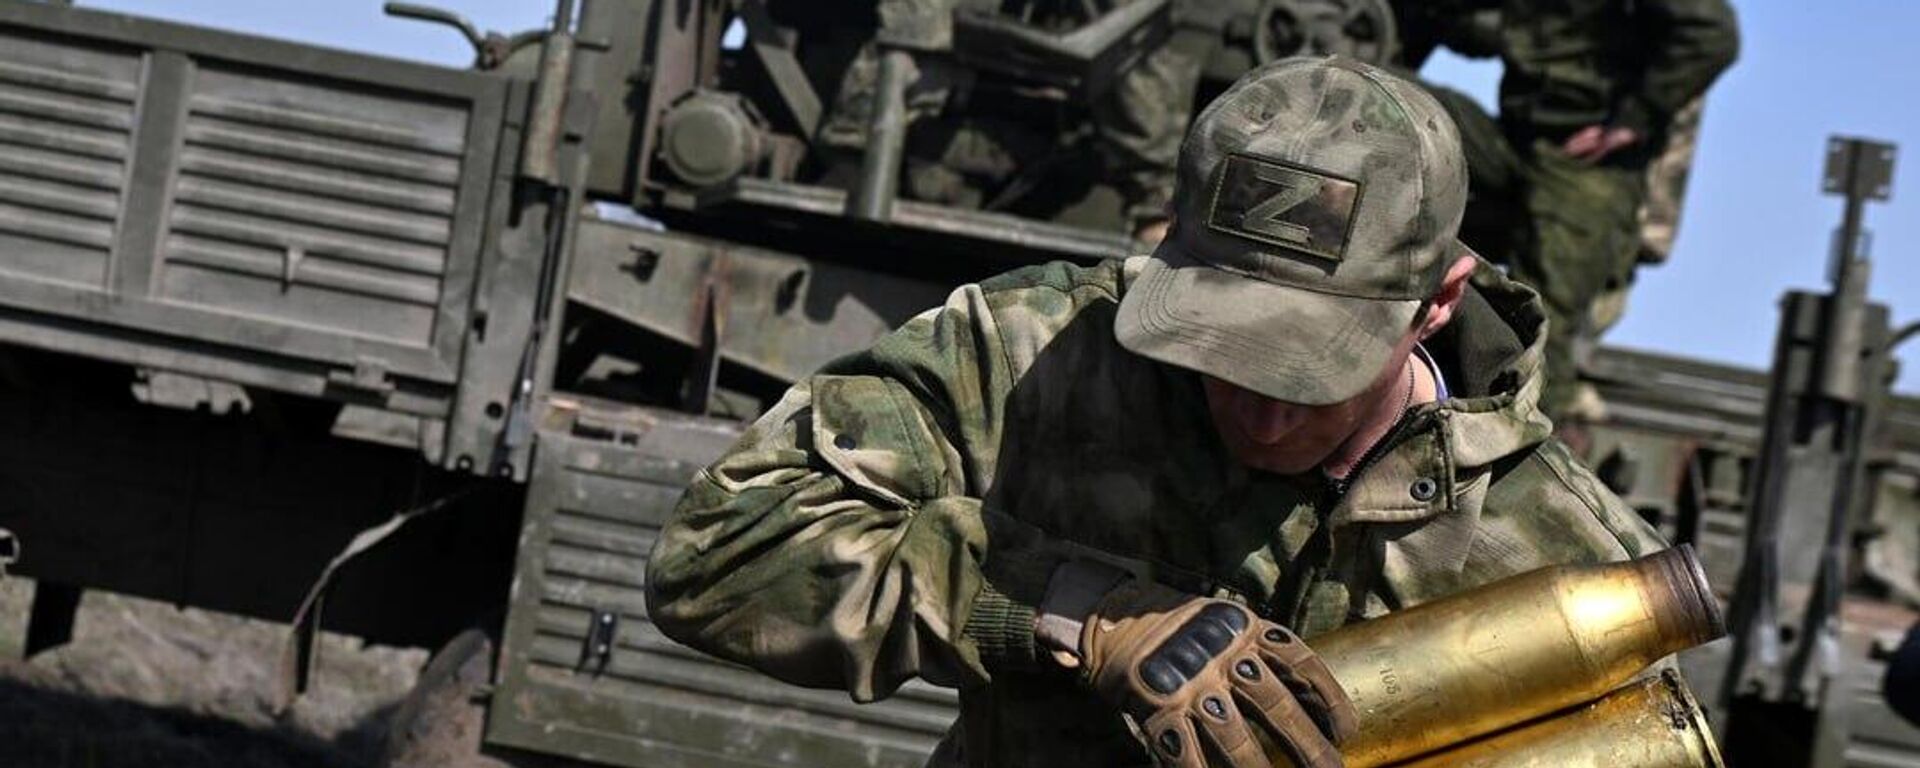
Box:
[275,488,476,713]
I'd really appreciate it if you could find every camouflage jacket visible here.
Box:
[1493,0,1738,139]
[645,257,1668,767]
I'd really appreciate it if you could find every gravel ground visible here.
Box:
[0,577,428,768]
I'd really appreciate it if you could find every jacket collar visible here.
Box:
[1333,260,1554,574]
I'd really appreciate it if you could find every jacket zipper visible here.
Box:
[1275,411,1428,627]
[1323,409,1423,499]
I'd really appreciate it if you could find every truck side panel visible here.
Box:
[0,3,508,419]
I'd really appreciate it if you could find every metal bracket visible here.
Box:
[281,245,304,291]
[681,254,730,415]
[1823,137,1896,201]
[577,609,618,675]
[327,356,396,398]
[132,369,253,415]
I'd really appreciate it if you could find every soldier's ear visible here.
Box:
[1417,255,1478,340]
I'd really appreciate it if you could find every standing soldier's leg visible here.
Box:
[1515,140,1646,420]
[1093,9,1225,240]
[1582,98,1710,345]
[1636,98,1706,267]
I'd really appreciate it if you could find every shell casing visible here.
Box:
[1309,546,1725,768]
[1390,670,1723,768]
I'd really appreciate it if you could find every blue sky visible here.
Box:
[77,0,1920,393]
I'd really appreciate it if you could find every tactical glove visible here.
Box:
[1073,576,1357,768]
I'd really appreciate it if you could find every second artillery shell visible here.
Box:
[1309,545,1725,767]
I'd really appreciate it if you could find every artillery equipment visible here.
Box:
[0,2,1916,767]
[1396,672,1722,768]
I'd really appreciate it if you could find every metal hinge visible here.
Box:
[577,609,618,675]
[132,369,253,415]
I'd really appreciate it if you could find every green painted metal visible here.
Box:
[489,408,956,767]
[0,0,521,470]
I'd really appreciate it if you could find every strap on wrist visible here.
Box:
[1035,559,1132,667]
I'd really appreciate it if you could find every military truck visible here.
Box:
[0,1,1916,766]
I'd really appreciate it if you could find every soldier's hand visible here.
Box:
[1079,579,1357,767]
[1561,124,1641,163]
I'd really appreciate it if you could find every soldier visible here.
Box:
[646,58,1672,768]
[1423,0,1740,422]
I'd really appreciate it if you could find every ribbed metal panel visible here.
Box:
[1848,648,1920,768]
[160,66,469,348]
[0,35,136,288]
[493,417,956,768]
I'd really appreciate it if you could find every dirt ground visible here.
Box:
[0,577,428,768]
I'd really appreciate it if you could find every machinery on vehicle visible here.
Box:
[0,1,1916,766]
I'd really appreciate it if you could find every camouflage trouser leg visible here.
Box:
[1091,24,1220,227]
[819,47,957,149]
[818,0,957,150]
[1513,139,1646,420]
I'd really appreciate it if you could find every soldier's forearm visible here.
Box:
[646,464,1085,699]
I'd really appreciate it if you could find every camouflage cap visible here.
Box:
[1115,56,1470,406]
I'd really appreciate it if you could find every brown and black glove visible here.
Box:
[1046,566,1357,767]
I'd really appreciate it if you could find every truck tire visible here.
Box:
[383,628,512,768]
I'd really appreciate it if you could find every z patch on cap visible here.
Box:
[1206,154,1361,262]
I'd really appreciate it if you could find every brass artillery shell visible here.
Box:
[1310,545,1725,767]
[1392,670,1723,768]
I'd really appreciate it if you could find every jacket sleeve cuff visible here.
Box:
[963,580,1041,671]
[961,509,1074,672]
